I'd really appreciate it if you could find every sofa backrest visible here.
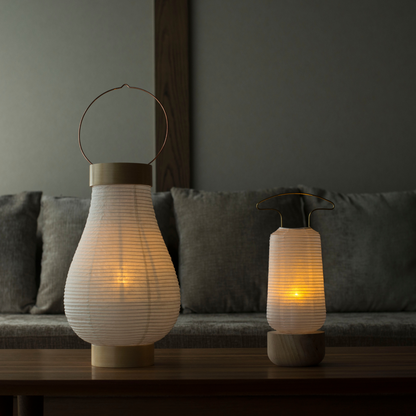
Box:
[2,186,416,316]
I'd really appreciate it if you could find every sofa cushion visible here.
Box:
[160,312,416,348]
[152,191,180,272]
[158,313,272,348]
[0,314,88,348]
[0,192,42,313]
[32,192,179,314]
[321,312,416,347]
[31,196,90,314]
[171,187,306,313]
[299,185,416,312]
[1,312,415,349]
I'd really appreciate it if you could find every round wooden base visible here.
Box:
[267,331,325,367]
[91,344,154,368]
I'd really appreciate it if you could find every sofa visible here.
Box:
[1,185,416,349]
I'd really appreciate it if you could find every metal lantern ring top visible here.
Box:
[64,85,180,368]
[77,83,169,166]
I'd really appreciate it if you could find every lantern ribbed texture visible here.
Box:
[267,227,326,334]
[64,184,180,346]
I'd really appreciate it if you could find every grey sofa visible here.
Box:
[1,186,416,349]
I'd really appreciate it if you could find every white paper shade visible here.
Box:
[64,184,180,346]
[267,227,326,334]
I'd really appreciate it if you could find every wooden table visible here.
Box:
[0,347,415,416]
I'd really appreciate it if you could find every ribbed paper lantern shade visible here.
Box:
[267,227,326,334]
[65,184,179,345]
[257,192,334,367]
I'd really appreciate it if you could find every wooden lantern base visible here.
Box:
[91,344,154,368]
[267,331,325,367]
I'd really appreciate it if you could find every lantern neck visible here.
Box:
[89,163,152,187]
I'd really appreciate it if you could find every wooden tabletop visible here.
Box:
[0,347,415,397]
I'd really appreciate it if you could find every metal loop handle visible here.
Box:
[256,192,335,228]
[78,84,168,165]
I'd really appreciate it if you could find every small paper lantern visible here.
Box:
[257,192,334,366]
[64,85,180,368]
[267,227,326,333]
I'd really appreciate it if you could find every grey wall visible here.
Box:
[2,1,415,197]
[0,0,154,198]
[191,0,416,193]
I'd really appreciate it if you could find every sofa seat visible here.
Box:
[323,312,416,347]
[1,312,415,349]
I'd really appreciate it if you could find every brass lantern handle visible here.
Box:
[256,192,335,228]
[78,84,168,165]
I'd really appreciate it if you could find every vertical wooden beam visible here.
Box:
[155,0,190,191]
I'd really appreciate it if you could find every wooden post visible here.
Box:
[155,0,191,191]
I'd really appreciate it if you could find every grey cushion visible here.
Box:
[0,314,88,348]
[32,192,179,314]
[322,312,416,347]
[31,196,90,314]
[158,313,272,348]
[152,192,179,272]
[299,185,416,312]
[171,187,306,313]
[162,312,416,348]
[1,312,415,349]
[0,192,42,313]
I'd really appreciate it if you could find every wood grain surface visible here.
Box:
[267,331,325,366]
[0,348,415,397]
[154,0,190,191]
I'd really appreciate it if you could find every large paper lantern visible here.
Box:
[64,85,180,368]
[257,192,334,366]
